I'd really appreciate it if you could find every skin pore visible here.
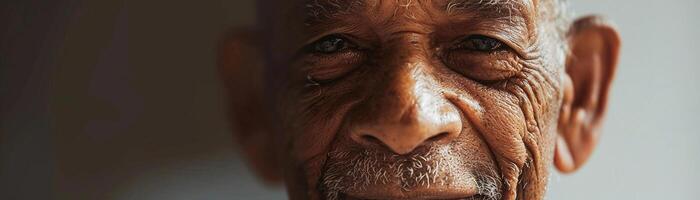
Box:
[219,0,620,199]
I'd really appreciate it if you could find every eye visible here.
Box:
[310,35,353,54]
[454,35,506,52]
[297,34,366,83]
[443,35,522,81]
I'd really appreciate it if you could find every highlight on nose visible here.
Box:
[351,115,462,155]
[347,41,464,155]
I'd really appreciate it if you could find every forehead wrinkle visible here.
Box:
[300,0,536,26]
[295,0,543,20]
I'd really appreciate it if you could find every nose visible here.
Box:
[350,33,462,155]
[353,107,462,154]
[350,67,462,155]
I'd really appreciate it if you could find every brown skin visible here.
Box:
[220,0,620,199]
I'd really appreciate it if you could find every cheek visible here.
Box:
[443,59,562,196]
[448,82,530,169]
[282,73,368,181]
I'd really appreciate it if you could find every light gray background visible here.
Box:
[1,0,698,199]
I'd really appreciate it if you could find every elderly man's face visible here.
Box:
[220,0,620,199]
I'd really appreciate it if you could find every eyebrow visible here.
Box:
[443,0,531,20]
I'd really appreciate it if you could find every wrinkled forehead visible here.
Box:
[258,0,537,11]
[256,0,544,26]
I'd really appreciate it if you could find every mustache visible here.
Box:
[319,147,502,200]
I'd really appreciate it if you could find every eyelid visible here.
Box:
[299,28,370,50]
[451,35,504,50]
[454,32,530,58]
[304,34,365,53]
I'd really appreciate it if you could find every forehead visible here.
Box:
[295,0,537,21]
[297,0,535,12]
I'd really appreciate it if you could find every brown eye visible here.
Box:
[311,35,352,54]
[455,35,505,52]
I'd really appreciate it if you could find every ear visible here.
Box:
[554,16,621,173]
[218,28,282,182]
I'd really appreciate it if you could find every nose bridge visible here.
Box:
[373,34,434,123]
[387,32,429,63]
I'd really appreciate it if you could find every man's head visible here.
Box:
[220,0,620,199]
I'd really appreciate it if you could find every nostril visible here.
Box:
[426,132,450,143]
[360,134,382,145]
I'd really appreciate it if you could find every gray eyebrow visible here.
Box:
[445,0,525,18]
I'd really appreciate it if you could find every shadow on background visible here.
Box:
[1,0,699,200]
[2,0,284,199]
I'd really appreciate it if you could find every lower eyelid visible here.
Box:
[491,58,523,71]
[302,52,364,81]
[444,53,522,80]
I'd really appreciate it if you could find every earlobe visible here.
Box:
[554,16,621,173]
[218,28,283,182]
